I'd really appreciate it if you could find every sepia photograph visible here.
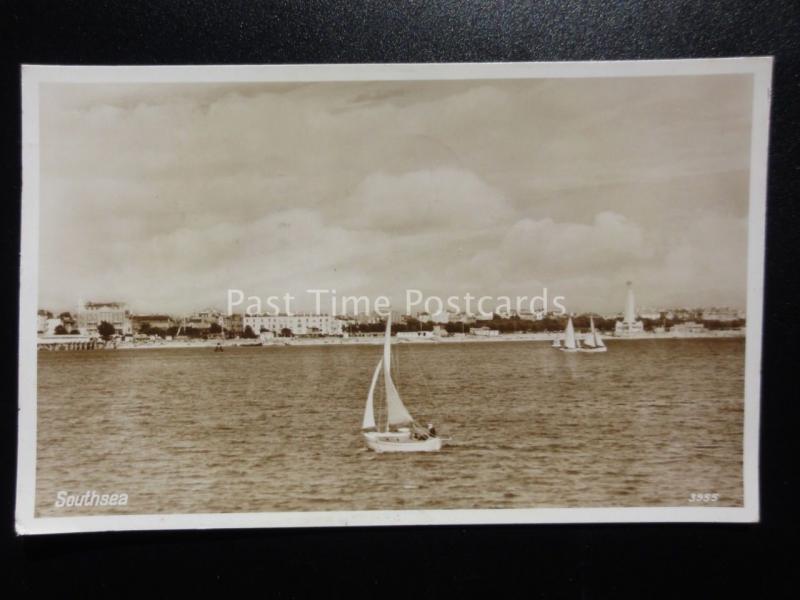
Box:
[16,59,771,533]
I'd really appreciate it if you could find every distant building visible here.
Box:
[243,314,344,336]
[77,301,131,336]
[432,325,449,337]
[702,307,744,322]
[200,309,221,320]
[671,308,701,321]
[37,310,52,334]
[185,316,212,331]
[614,282,645,336]
[449,312,477,324]
[355,312,382,325]
[670,321,706,334]
[193,309,223,327]
[129,314,174,333]
[223,313,244,336]
[43,318,63,335]
[517,310,540,321]
[472,327,500,337]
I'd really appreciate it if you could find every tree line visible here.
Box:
[58,314,747,341]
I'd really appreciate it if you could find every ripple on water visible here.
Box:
[34,339,745,515]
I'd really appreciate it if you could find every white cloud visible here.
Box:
[36,76,752,314]
[345,168,513,232]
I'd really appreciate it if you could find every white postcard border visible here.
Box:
[16,58,771,534]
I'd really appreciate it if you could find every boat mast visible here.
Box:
[363,358,382,430]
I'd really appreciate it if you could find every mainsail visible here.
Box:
[595,330,606,347]
[584,317,597,347]
[383,313,414,427]
[591,317,605,347]
[564,317,577,349]
[362,358,382,430]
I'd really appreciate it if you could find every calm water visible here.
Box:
[35,339,745,516]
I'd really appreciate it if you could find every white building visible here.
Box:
[614,282,645,336]
[37,310,51,334]
[355,312,381,325]
[77,301,132,336]
[701,307,744,322]
[43,318,63,335]
[243,314,344,336]
[472,327,500,337]
[517,310,541,321]
[449,312,477,324]
[670,321,706,334]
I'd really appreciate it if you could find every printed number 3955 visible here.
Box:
[689,493,719,503]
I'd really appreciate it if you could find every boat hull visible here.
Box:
[559,347,580,353]
[580,347,607,353]
[364,434,442,453]
[363,430,411,441]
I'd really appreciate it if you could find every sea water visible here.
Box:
[34,338,745,515]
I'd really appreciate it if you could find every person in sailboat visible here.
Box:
[427,423,436,437]
[410,423,427,440]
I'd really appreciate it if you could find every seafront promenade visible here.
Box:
[101,328,745,351]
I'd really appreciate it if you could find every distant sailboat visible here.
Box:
[362,313,443,453]
[580,317,608,353]
[551,335,561,348]
[559,317,580,352]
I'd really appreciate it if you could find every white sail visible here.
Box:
[551,336,561,347]
[591,316,605,347]
[383,313,413,427]
[564,317,576,349]
[362,358,382,430]
[583,317,597,347]
[595,331,605,347]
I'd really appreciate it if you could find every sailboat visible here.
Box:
[559,317,580,352]
[361,313,443,453]
[551,334,561,348]
[580,317,607,353]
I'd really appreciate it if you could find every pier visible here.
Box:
[37,335,98,351]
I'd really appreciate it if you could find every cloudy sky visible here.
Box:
[38,73,753,315]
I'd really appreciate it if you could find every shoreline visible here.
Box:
[97,329,746,351]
